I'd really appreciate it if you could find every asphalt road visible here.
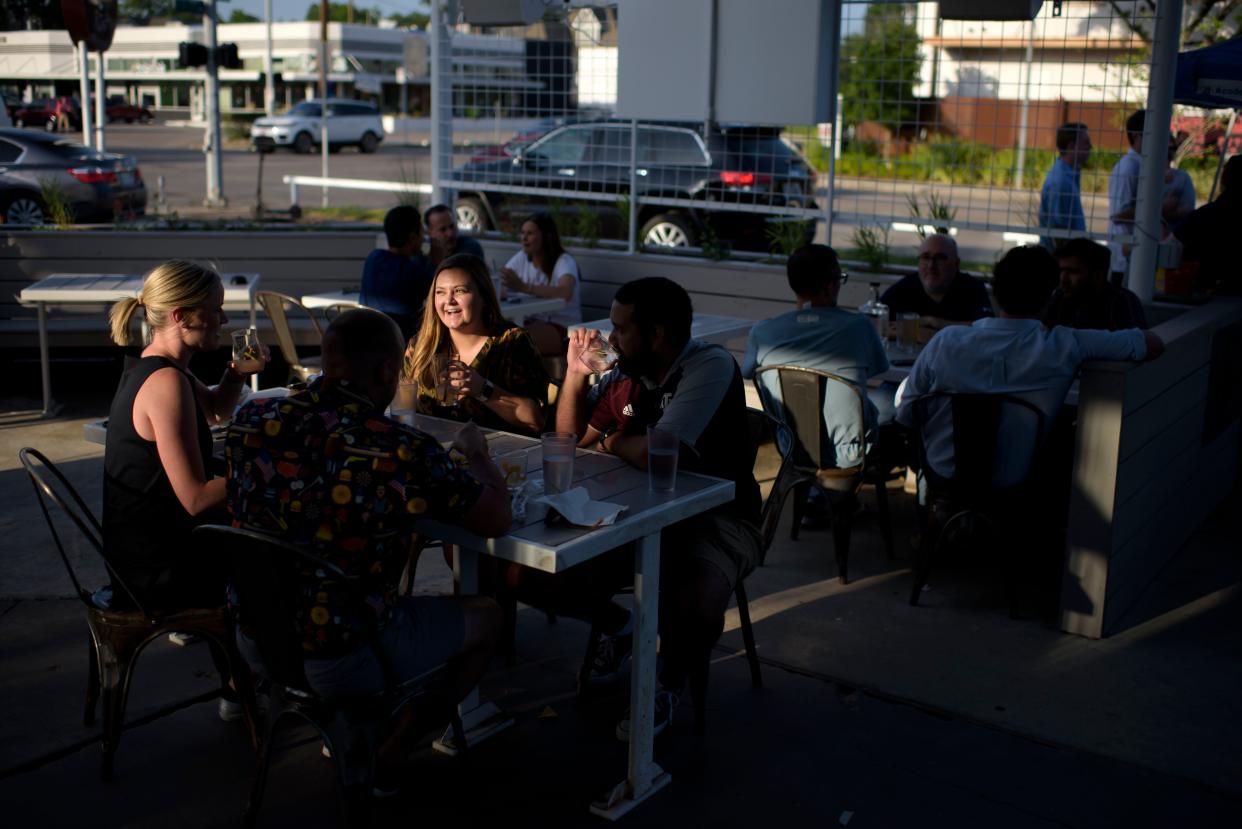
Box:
[100,123,1117,264]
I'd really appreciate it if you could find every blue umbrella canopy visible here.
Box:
[1175,35,1242,110]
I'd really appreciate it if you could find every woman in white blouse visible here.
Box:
[499,211,581,355]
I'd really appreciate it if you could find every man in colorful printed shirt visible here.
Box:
[550,277,762,739]
[225,310,509,759]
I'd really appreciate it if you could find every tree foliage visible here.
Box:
[0,0,64,31]
[118,0,199,26]
[228,9,261,23]
[839,4,923,128]
[1106,0,1242,48]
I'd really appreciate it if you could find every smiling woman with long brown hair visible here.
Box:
[404,253,548,435]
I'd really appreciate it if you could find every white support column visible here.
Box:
[821,0,843,246]
[430,0,454,207]
[1128,0,1183,303]
[264,0,275,116]
[93,52,106,152]
[78,42,93,149]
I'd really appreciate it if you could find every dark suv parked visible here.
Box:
[453,120,817,250]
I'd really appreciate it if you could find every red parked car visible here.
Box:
[106,96,153,124]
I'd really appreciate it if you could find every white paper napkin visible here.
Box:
[536,486,627,528]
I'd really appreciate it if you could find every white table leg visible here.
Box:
[590,531,670,820]
[432,544,512,756]
[248,289,260,392]
[36,302,57,419]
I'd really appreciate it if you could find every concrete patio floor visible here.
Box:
[2,370,1240,827]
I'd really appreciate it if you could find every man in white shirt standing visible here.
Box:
[896,245,1163,483]
[1108,110,1146,285]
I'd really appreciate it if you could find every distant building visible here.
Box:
[914,1,1146,151]
[0,21,546,121]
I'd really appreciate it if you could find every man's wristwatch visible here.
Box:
[477,378,495,402]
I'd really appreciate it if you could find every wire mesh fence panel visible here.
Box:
[438,5,823,259]
[432,1,1234,267]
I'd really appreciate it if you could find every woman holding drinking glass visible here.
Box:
[404,253,548,435]
[104,260,267,612]
[498,211,582,356]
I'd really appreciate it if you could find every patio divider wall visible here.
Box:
[1061,298,1242,638]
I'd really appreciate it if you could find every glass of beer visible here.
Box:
[896,312,920,355]
[231,328,264,375]
[646,424,680,492]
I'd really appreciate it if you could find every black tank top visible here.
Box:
[103,356,213,602]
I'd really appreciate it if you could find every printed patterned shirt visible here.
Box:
[225,377,482,658]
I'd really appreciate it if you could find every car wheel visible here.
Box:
[641,213,698,248]
[292,131,314,154]
[455,197,489,232]
[4,195,46,226]
[328,143,341,154]
[359,131,379,154]
[125,117,135,124]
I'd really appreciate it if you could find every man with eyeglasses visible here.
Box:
[880,234,994,336]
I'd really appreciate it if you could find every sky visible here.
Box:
[225,0,431,23]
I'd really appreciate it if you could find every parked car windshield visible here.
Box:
[287,102,321,118]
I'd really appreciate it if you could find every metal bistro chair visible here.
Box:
[907,392,1045,617]
[195,525,466,829]
[753,365,897,583]
[256,290,323,384]
[19,448,259,781]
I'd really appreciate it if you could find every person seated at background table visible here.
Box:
[104,260,267,719]
[1043,238,1147,331]
[743,243,890,458]
[425,203,484,269]
[505,277,762,739]
[1174,155,1242,297]
[225,309,506,787]
[880,234,993,338]
[360,204,434,342]
[401,253,548,436]
[498,211,582,356]
[895,245,1164,484]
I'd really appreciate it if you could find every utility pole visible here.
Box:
[94,51,106,152]
[430,0,453,208]
[319,0,330,208]
[204,0,225,206]
[264,0,275,116]
[78,41,93,150]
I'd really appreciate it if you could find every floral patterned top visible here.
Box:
[224,377,482,658]
[404,323,549,435]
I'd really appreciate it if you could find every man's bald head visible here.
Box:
[322,309,405,405]
[917,233,960,299]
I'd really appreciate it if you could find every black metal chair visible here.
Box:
[195,524,466,828]
[19,447,258,781]
[576,408,795,734]
[753,365,898,583]
[906,392,1045,617]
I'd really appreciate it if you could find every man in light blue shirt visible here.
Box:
[1039,122,1092,252]
[896,245,1164,482]
[743,244,890,470]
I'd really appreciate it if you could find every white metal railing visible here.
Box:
[283,175,434,211]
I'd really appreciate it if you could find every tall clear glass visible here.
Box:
[647,424,680,492]
[858,283,890,343]
[540,432,576,495]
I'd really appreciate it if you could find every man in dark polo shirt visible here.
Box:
[1043,237,1147,331]
[519,277,761,740]
[424,203,485,269]
[881,233,993,331]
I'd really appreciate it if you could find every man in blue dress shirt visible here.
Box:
[1039,123,1093,252]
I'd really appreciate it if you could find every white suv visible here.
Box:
[250,99,384,154]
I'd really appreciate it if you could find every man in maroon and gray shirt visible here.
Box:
[552,276,762,739]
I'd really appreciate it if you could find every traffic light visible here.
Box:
[178,42,209,68]
[217,44,242,70]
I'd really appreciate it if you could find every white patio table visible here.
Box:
[19,272,262,416]
[300,290,566,328]
[411,416,734,820]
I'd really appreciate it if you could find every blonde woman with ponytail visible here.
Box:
[103,260,267,613]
